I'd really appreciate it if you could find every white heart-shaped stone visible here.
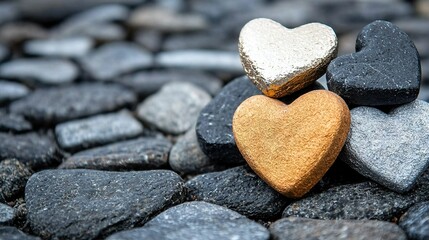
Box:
[239,18,338,98]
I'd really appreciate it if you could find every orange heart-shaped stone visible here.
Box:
[232,90,350,198]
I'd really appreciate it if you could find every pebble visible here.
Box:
[422,59,429,85]
[0,22,47,45]
[0,226,41,240]
[56,23,126,42]
[239,18,338,98]
[0,112,32,133]
[80,42,153,81]
[0,58,79,85]
[137,82,211,135]
[116,70,222,97]
[0,3,19,25]
[0,159,32,202]
[169,126,223,174]
[186,166,288,219]
[26,169,185,240]
[270,217,407,240]
[341,100,429,192]
[105,201,270,240]
[55,110,144,152]
[0,133,62,170]
[0,203,15,225]
[0,80,29,104]
[327,20,420,106]
[133,30,162,52]
[399,201,429,240]
[155,50,243,73]
[23,36,94,58]
[0,44,9,62]
[59,137,172,171]
[10,83,136,125]
[162,32,229,51]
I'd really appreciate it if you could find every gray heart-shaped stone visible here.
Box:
[341,100,429,193]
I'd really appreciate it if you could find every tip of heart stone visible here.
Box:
[232,90,350,198]
[238,18,338,99]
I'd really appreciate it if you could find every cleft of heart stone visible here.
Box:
[232,90,350,198]
[238,18,338,98]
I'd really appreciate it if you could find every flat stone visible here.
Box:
[0,203,15,225]
[270,217,406,240]
[341,100,429,192]
[10,83,136,125]
[0,159,32,202]
[162,32,229,51]
[105,201,270,240]
[0,80,29,104]
[137,82,211,135]
[0,112,32,133]
[55,23,126,42]
[327,20,420,106]
[23,37,94,58]
[399,201,429,240]
[116,70,222,97]
[0,133,62,170]
[26,169,185,240]
[133,30,162,52]
[186,166,288,219]
[239,18,338,98]
[0,22,47,45]
[80,42,153,81]
[55,111,144,152]
[59,137,172,171]
[189,0,264,20]
[155,50,243,73]
[282,168,429,220]
[0,226,41,240]
[0,58,78,85]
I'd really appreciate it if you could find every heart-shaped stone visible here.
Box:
[238,18,338,98]
[327,20,421,106]
[341,100,429,193]
[232,90,350,198]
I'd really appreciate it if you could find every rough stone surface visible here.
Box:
[341,100,429,192]
[137,82,211,135]
[0,112,32,133]
[186,166,288,219]
[0,80,29,104]
[0,203,15,225]
[10,83,136,125]
[80,42,153,81]
[0,58,79,85]
[0,133,62,170]
[23,36,94,58]
[327,20,421,106]
[26,169,186,240]
[0,226,41,240]
[55,111,144,152]
[399,201,429,240]
[105,201,270,240]
[60,137,172,171]
[270,217,407,240]
[0,159,32,202]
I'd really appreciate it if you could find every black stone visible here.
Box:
[0,226,41,240]
[327,20,421,106]
[0,159,32,202]
[105,201,270,240]
[0,112,32,133]
[186,166,288,220]
[26,169,186,240]
[399,201,429,240]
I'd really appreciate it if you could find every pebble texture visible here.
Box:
[270,217,407,240]
[186,166,288,219]
[10,83,136,125]
[0,80,29,104]
[60,137,172,171]
[399,201,429,240]
[137,83,211,135]
[55,111,144,152]
[0,159,32,202]
[0,226,41,240]
[26,169,186,240]
[0,203,15,225]
[0,133,62,169]
[23,36,94,57]
[327,20,421,106]
[239,18,338,98]
[106,201,270,240]
[341,100,429,192]
[0,112,32,133]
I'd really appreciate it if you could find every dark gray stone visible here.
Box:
[399,201,429,240]
[422,59,429,86]
[0,133,62,170]
[270,217,407,240]
[0,203,15,225]
[0,3,19,25]
[55,111,144,152]
[0,112,32,133]
[0,80,29,104]
[162,32,229,51]
[186,166,288,219]
[0,58,78,85]
[137,82,211,135]
[327,20,421,106]
[10,83,136,125]
[59,137,172,171]
[133,30,162,52]
[0,45,9,63]
[26,169,185,240]
[80,42,153,81]
[117,70,222,97]
[23,36,94,58]
[0,159,32,202]
[105,201,270,240]
[0,226,41,240]
[188,0,264,20]
[56,22,126,42]
[394,18,429,39]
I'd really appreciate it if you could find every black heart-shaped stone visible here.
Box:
[327,20,421,106]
